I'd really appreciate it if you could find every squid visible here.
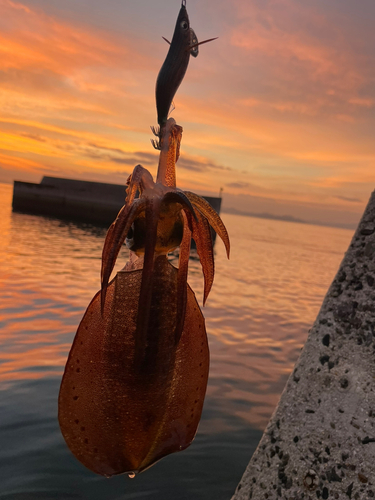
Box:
[58,118,230,477]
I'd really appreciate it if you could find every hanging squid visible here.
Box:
[58,2,227,478]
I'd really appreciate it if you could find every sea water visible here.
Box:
[0,183,353,499]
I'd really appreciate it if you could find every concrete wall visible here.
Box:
[13,177,127,225]
[12,176,222,229]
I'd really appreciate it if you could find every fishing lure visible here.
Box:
[58,119,230,476]
[153,0,217,148]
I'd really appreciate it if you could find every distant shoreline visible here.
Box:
[222,207,357,231]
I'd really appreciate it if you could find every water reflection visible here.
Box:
[0,182,354,498]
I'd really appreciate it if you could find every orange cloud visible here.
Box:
[0,0,374,228]
[0,0,147,75]
[0,0,156,128]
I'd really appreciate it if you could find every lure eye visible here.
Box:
[180,20,189,30]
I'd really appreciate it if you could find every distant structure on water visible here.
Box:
[12,176,222,227]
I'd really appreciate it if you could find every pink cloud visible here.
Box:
[0,0,152,74]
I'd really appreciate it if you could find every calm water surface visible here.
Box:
[0,183,353,499]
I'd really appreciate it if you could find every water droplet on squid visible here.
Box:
[128,471,136,479]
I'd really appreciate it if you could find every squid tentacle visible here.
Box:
[101,198,147,311]
[156,119,182,188]
[126,164,155,203]
[162,190,198,222]
[184,191,230,258]
[174,211,192,343]
[188,210,215,305]
[134,197,162,368]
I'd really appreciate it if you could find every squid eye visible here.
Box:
[180,20,188,30]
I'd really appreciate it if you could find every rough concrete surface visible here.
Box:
[231,191,375,500]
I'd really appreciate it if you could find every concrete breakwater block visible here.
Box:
[232,190,375,500]
[12,177,222,244]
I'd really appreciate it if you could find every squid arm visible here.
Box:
[186,210,214,305]
[174,210,191,343]
[185,190,230,258]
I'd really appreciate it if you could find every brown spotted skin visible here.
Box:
[59,119,229,476]
[58,256,209,476]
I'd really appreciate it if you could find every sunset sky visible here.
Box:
[1,0,374,228]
